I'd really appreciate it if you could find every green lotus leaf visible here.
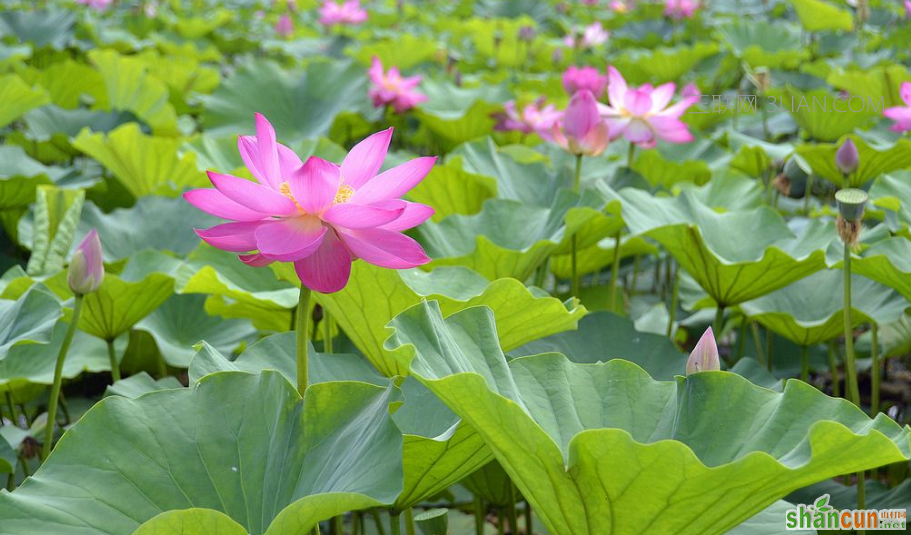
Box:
[415,79,509,148]
[406,157,496,222]
[848,237,911,303]
[461,460,515,506]
[0,286,62,361]
[135,293,257,368]
[796,136,911,188]
[201,60,375,143]
[0,9,74,49]
[418,194,600,281]
[25,186,84,277]
[177,245,297,331]
[388,301,911,535]
[0,74,49,130]
[612,43,720,85]
[303,261,585,376]
[104,372,183,399]
[79,196,218,262]
[783,88,877,142]
[72,124,205,199]
[827,65,911,109]
[87,49,179,136]
[0,146,67,213]
[611,189,829,307]
[0,371,404,535]
[78,251,177,341]
[17,106,138,164]
[788,479,911,513]
[790,0,853,32]
[722,129,795,179]
[630,142,721,188]
[136,50,221,110]
[510,311,686,380]
[869,312,911,359]
[188,334,492,512]
[0,433,15,475]
[716,20,807,69]
[457,17,538,68]
[871,172,911,236]
[26,60,107,109]
[740,270,907,347]
[549,234,655,280]
[351,34,441,70]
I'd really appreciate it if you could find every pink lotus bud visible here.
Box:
[68,229,104,295]
[275,14,294,37]
[835,138,859,175]
[562,65,608,98]
[560,90,609,156]
[686,327,719,375]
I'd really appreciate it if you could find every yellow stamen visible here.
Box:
[279,181,304,212]
[334,184,354,204]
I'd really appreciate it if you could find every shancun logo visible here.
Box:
[785,494,907,531]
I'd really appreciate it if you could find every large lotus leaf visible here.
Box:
[454,17,538,68]
[716,20,807,69]
[510,312,686,380]
[27,60,107,109]
[406,157,496,222]
[0,146,67,212]
[789,0,853,32]
[612,43,720,85]
[549,234,656,279]
[0,371,404,535]
[201,60,374,143]
[25,186,84,277]
[0,321,113,392]
[72,124,205,198]
[136,50,221,109]
[22,106,138,142]
[298,261,585,376]
[612,190,829,306]
[387,302,911,535]
[78,252,176,341]
[87,49,178,136]
[451,138,563,207]
[795,136,911,188]
[350,34,440,70]
[740,270,907,347]
[721,129,795,179]
[783,88,877,142]
[827,65,911,109]
[136,294,256,368]
[871,172,911,236]
[0,74,49,130]
[0,9,74,49]
[0,286,62,361]
[78,196,218,262]
[104,372,184,399]
[788,479,911,513]
[417,194,601,281]
[0,434,15,475]
[177,245,297,331]
[415,79,510,147]
[848,237,911,303]
[188,334,492,512]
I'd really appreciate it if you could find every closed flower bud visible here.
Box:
[68,229,104,295]
[686,327,719,375]
[834,138,859,176]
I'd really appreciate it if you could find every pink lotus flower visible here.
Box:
[493,98,563,139]
[68,229,104,295]
[905,0,911,17]
[597,66,699,148]
[275,14,294,37]
[564,22,609,49]
[686,327,719,375]
[609,0,629,12]
[318,0,367,26]
[664,0,699,20]
[76,0,112,10]
[883,81,911,133]
[563,66,609,98]
[185,114,435,293]
[368,57,427,113]
[551,90,610,156]
[580,0,599,4]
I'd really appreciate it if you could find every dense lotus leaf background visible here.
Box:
[1,0,911,534]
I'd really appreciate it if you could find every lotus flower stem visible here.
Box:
[627,141,636,168]
[608,232,622,312]
[667,265,679,338]
[842,244,861,407]
[497,509,505,535]
[766,329,775,372]
[404,508,415,535]
[323,312,334,354]
[389,511,401,535]
[43,294,83,460]
[871,324,880,416]
[106,339,120,382]
[524,500,533,535]
[828,340,840,397]
[296,286,313,396]
[4,392,15,426]
[508,483,519,535]
[800,345,809,383]
[372,510,387,535]
[803,173,815,214]
[751,322,765,368]
[630,255,641,296]
[473,496,485,535]
[713,306,725,336]
[571,154,583,297]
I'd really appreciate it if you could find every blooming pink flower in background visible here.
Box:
[681,82,701,100]
[68,229,104,295]
[598,66,699,148]
[368,57,427,113]
[318,0,368,26]
[564,22,609,49]
[275,14,294,37]
[686,327,720,375]
[76,0,112,10]
[609,0,629,12]
[664,0,699,19]
[493,98,563,139]
[580,0,599,4]
[551,90,610,156]
[884,82,911,132]
[186,114,435,293]
[562,66,609,98]
[905,0,911,17]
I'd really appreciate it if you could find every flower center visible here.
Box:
[334,184,354,204]
[279,181,304,211]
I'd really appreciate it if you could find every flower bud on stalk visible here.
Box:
[686,327,720,375]
[67,229,104,296]
[835,188,867,250]
[835,138,859,176]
